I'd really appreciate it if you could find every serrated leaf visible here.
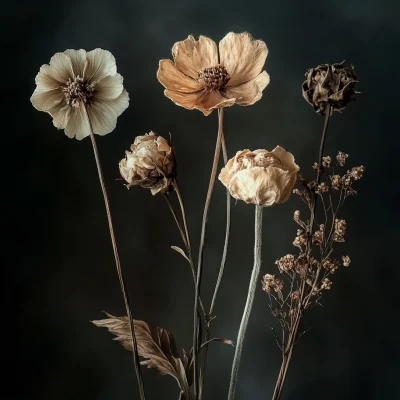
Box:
[171,246,190,263]
[92,313,191,398]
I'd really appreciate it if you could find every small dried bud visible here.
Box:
[262,274,284,298]
[293,229,307,248]
[289,309,296,318]
[291,290,300,301]
[331,174,342,190]
[302,62,359,115]
[333,219,346,242]
[219,147,299,207]
[295,254,308,277]
[293,188,302,195]
[323,258,340,273]
[276,254,295,273]
[119,132,176,195]
[321,278,332,290]
[349,165,365,181]
[322,156,331,168]
[312,162,319,170]
[312,224,325,245]
[316,182,329,194]
[336,151,349,167]
[342,255,351,267]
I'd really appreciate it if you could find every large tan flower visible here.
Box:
[157,32,270,115]
[219,146,299,207]
[31,49,129,140]
[119,132,176,195]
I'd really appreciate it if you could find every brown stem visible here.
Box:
[83,106,146,400]
[199,129,230,399]
[193,108,225,399]
[163,192,206,317]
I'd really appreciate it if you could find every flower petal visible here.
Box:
[172,35,218,79]
[87,89,129,135]
[64,49,87,77]
[219,32,268,87]
[48,102,72,129]
[221,71,270,105]
[34,64,63,91]
[84,49,117,82]
[157,59,202,92]
[64,106,90,140]
[164,89,236,116]
[48,52,75,83]
[30,88,64,112]
[271,146,300,174]
[95,73,124,100]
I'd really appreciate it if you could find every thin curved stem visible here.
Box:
[163,192,206,317]
[193,108,225,399]
[228,205,263,400]
[82,106,146,400]
[199,131,231,399]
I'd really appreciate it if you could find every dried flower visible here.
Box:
[293,229,307,248]
[219,146,299,207]
[157,32,270,115]
[322,156,331,168]
[331,174,342,190]
[302,62,358,115]
[276,254,295,273]
[349,165,365,181]
[291,290,300,301]
[322,258,340,274]
[321,278,332,290]
[316,182,329,194]
[342,255,351,267]
[312,224,325,245]
[119,132,176,195]
[262,274,284,298]
[333,219,346,242]
[31,49,129,140]
[336,151,349,166]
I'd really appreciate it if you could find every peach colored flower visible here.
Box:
[157,32,270,116]
[119,132,176,195]
[31,49,129,140]
[219,146,299,207]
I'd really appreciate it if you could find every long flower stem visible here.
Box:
[162,192,205,316]
[199,131,231,399]
[228,205,263,400]
[271,104,332,400]
[83,107,146,400]
[193,108,225,399]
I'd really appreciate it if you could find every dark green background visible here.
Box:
[8,0,399,399]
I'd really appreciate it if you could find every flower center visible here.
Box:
[197,65,230,90]
[62,76,96,108]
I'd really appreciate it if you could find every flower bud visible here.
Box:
[219,146,299,207]
[302,62,358,115]
[119,132,176,195]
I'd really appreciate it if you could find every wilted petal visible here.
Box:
[30,88,64,112]
[95,73,124,100]
[172,35,218,79]
[270,146,299,174]
[164,89,235,115]
[49,102,71,129]
[219,32,268,87]
[48,52,75,83]
[84,49,117,82]
[221,71,270,105]
[64,49,87,77]
[157,59,202,92]
[64,106,90,140]
[88,89,129,135]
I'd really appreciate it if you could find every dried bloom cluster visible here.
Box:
[157,32,270,115]
[333,219,346,242]
[262,274,284,299]
[119,132,176,195]
[219,146,299,207]
[336,151,349,166]
[31,49,129,139]
[302,62,358,115]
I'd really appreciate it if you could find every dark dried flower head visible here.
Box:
[323,258,340,274]
[316,182,329,194]
[302,62,358,115]
[119,132,176,195]
[336,151,349,167]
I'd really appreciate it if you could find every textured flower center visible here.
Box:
[62,76,96,108]
[197,65,230,90]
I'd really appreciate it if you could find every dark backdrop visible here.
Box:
[7,0,399,399]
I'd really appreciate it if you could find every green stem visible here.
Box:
[228,205,263,400]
